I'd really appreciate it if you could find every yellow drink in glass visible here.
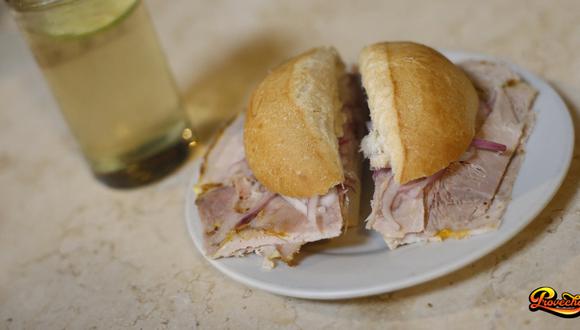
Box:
[8,0,194,187]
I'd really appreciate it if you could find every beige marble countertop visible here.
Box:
[1,0,579,329]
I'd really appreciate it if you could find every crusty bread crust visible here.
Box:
[244,47,346,197]
[359,42,478,183]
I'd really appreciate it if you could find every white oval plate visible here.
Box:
[185,51,574,300]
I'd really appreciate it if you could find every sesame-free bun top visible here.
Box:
[244,47,346,198]
[359,41,478,184]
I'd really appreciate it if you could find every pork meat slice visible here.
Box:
[195,74,365,263]
[257,244,303,268]
[366,169,426,240]
[202,192,343,259]
[461,60,521,130]
[460,60,520,101]
[426,88,524,228]
[367,61,537,248]
[195,114,344,261]
[425,65,537,236]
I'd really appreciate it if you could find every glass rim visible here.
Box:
[5,0,78,12]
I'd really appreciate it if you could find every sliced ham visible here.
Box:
[367,61,537,248]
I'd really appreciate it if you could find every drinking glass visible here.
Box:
[6,0,195,187]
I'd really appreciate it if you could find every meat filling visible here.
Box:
[195,74,364,264]
[365,61,537,248]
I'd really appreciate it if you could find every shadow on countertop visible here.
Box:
[183,34,298,145]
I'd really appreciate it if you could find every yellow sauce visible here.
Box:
[436,229,471,240]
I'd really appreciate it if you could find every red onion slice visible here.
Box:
[235,192,276,228]
[338,137,349,145]
[472,138,507,152]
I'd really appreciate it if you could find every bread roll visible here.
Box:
[359,42,478,184]
[244,47,346,198]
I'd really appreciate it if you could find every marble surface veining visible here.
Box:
[0,0,579,329]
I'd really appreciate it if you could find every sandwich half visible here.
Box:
[194,47,364,265]
[360,42,537,248]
